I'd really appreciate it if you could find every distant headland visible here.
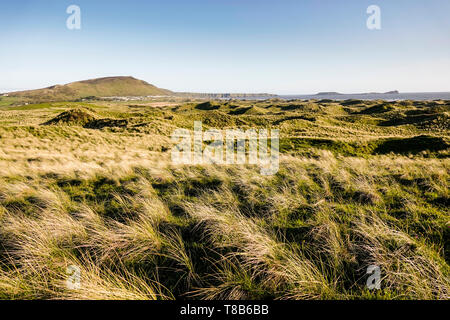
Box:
[316,90,399,96]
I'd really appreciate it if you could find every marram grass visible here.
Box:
[0,98,448,300]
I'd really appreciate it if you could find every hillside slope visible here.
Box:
[7,76,172,101]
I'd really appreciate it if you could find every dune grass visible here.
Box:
[0,98,448,300]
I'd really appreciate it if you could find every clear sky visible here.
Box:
[1,0,449,94]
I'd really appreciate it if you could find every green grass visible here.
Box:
[280,135,449,157]
[0,98,448,300]
[0,96,21,107]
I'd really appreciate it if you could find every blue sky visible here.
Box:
[1,0,449,94]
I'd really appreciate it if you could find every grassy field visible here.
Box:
[0,98,448,299]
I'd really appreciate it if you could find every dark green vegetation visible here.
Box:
[280,135,448,156]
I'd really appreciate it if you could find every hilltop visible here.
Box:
[6,76,172,102]
[2,76,278,103]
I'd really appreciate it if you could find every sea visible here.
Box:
[278,92,450,101]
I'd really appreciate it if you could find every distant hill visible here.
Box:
[384,90,399,94]
[316,92,342,96]
[7,76,172,102]
[316,90,399,96]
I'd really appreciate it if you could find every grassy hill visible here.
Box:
[6,76,172,102]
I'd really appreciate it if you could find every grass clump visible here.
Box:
[43,108,96,126]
